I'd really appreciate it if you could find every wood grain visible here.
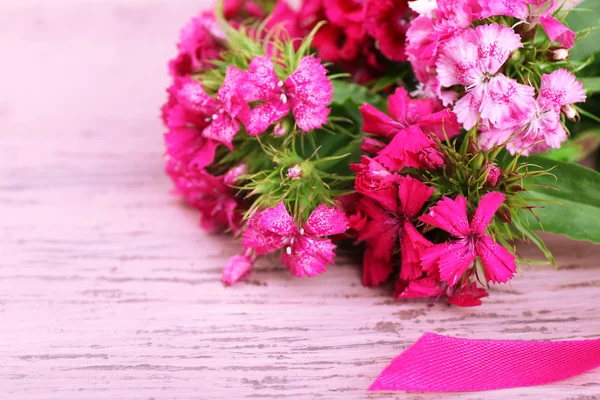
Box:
[0,1,599,399]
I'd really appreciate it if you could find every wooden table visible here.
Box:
[1,1,599,399]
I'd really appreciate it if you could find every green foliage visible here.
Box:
[566,0,600,61]
[518,156,600,244]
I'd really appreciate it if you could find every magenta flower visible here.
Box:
[419,192,516,287]
[167,67,248,151]
[364,0,411,62]
[374,125,439,171]
[238,56,333,135]
[242,203,349,277]
[222,251,255,286]
[357,176,434,286]
[437,23,535,130]
[169,11,225,77]
[479,0,529,19]
[167,167,243,233]
[360,87,460,141]
[539,15,576,49]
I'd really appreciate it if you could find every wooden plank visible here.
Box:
[0,1,599,399]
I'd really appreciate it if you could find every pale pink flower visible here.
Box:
[437,23,535,130]
[239,56,333,135]
[538,69,586,113]
[222,252,256,286]
[242,203,349,277]
[408,0,438,17]
[480,69,584,155]
[419,192,517,286]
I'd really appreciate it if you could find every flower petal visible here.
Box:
[395,276,443,299]
[281,236,336,278]
[202,113,240,151]
[419,195,471,238]
[448,282,488,307]
[398,176,435,219]
[258,202,296,236]
[429,241,477,287]
[471,191,505,235]
[363,245,394,287]
[304,204,349,237]
[475,234,517,283]
[399,221,432,280]
[359,104,401,139]
[285,56,333,132]
[222,253,254,285]
[540,15,576,49]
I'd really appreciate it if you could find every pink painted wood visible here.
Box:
[0,1,599,399]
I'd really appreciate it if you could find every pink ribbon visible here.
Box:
[370,333,600,392]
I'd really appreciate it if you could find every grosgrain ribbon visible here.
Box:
[370,333,600,392]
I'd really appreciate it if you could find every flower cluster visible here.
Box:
[161,0,595,307]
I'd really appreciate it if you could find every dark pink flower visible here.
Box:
[169,11,225,77]
[242,203,349,277]
[351,156,401,206]
[419,192,516,287]
[479,0,529,19]
[239,56,333,135]
[360,87,460,141]
[395,276,443,299]
[357,176,434,286]
[167,167,243,233]
[448,282,488,307]
[324,0,367,40]
[375,125,438,171]
[364,0,411,62]
[222,251,256,285]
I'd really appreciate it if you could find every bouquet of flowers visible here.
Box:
[161,0,600,306]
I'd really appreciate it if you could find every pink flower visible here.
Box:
[164,127,219,173]
[167,167,243,233]
[419,192,517,286]
[364,0,411,62]
[351,156,401,207]
[540,15,576,49]
[222,251,255,285]
[287,165,303,179]
[395,276,443,299]
[166,68,247,151]
[375,125,438,170]
[437,24,535,130]
[357,176,434,286]
[169,11,225,77]
[480,69,584,155]
[447,282,488,307]
[242,203,349,277]
[324,0,367,40]
[479,0,529,19]
[538,69,586,114]
[360,87,461,141]
[239,56,333,135]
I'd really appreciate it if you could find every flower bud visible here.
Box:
[287,164,303,179]
[484,164,501,186]
[224,163,247,186]
[360,137,386,154]
[550,48,569,62]
[418,147,445,170]
[561,104,578,121]
[273,123,286,137]
[496,204,512,224]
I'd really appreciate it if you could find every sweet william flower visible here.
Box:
[238,55,333,135]
[357,176,435,286]
[419,147,446,170]
[485,164,501,186]
[360,87,460,141]
[419,192,517,287]
[242,203,349,277]
[375,125,438,171]
[364,0,411,62]
[538,69,586,115]
[447,282,488,307]
[222,251,256,286]
[437,23,535,130]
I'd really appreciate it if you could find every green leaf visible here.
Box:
[582,76,600,93]
[542,130,600,162]
[331,80,383,107]
[519,156,600,244]
[566,0,600,60]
